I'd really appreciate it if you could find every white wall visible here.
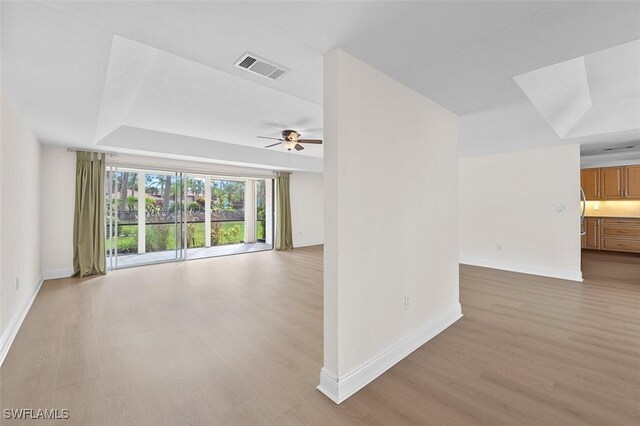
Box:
[40,146,76,278]
[459,144,582,281]
[320,50,461,403]
[290,172,323,247]
[0,91,41,361]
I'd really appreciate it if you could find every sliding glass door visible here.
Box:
[106,167,184,269]
[106,166,273,269]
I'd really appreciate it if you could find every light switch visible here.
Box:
[554,203,567,213]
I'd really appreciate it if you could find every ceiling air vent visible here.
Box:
[234,52,289,80]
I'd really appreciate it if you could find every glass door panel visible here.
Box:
[105,167,116,269]
[144,172,181,263]
[185,176,206,251]
[112,169,139,269]
[256,180,266,242]
[210,179,245,246]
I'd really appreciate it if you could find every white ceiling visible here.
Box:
[97,35,323,158]
[514,39,640,139]
[587,40,640,105]
[580,140,640,168]
[2,1,640,170]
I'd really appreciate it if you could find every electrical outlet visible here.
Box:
[404,295,410,310]
[15,277,19,290]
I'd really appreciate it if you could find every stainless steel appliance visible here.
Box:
[580,187,587,236]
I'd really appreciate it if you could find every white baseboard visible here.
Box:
[0,276,44,366]
[460,257,583,282]
[294,240,323,248]
[318,368,340,404]
[41,267,74,280]
[317,303,463,404]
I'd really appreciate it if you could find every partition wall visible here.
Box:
[105,165,273,269]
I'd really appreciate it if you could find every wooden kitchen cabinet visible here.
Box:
[602,238,640,252]
[600,167,624,199]
[583,217,640,254]
[581,218,600,250]
[580,168,600,199]
[600,218,640,254]
[625,165,640,198]
[581,165,640,200]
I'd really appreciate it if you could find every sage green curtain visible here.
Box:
[73,151,106,276]
[275,172,294,251]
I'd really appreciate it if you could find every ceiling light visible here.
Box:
[283,140,297,151]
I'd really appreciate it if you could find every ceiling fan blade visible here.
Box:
[297,139,323,144]
[294,143,304,151]
[257,136,284,141]
[264,142,282,148]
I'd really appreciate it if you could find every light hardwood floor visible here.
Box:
[1,247,639,425]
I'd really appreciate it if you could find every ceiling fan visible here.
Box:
[258,130,323,151]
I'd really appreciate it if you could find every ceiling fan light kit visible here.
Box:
[283,140,298,151]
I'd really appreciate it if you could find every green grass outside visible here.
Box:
[106,224,138,254]
[257,220,265,241]
[106,221,258,254]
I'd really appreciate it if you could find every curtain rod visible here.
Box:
[68,148,299,175]
[67,147,118,157]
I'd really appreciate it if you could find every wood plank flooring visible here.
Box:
[1,247,639,425]
[114,242,273,268]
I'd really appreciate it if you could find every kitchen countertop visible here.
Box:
[584,215,640,219]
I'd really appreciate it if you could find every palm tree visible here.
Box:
[163,176,173,215]
[188,177,205,201]
[118,172,129,214]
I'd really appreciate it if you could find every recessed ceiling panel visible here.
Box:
[514,39,640,140]
[96,35,323,158]
[585,39,640,105]
[514,56,591,137]
[95,35,158,142]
